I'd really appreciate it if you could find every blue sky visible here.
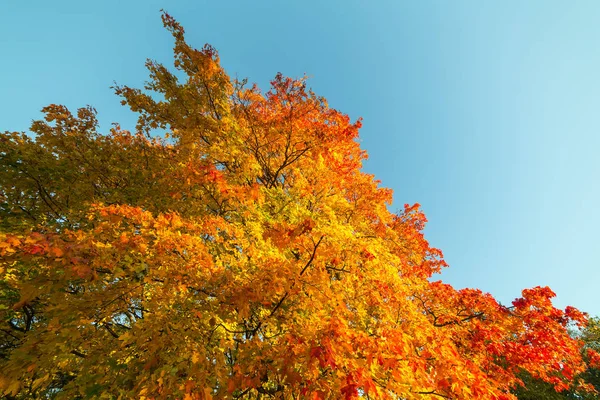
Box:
[1,1,599,316]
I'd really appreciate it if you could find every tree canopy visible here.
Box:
[512,317,600,399]
[1,12,597,400]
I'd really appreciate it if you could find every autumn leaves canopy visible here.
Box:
[0,12,597,400]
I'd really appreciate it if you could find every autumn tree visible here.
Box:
[512,317,600,399]
[1,12,597,399]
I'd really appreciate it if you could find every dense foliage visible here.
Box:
[1,12,597,399]
[513,317,600,399]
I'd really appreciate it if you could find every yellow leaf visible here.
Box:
[32,373,50,390]
[4,380,20,396]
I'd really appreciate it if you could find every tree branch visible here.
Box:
[299,235,325,276]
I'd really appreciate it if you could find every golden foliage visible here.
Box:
[0,12,595,400]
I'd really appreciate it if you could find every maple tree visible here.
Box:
[0,12,597,400]
[513,317,600,399]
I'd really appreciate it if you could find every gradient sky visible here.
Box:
[1,1,599,316]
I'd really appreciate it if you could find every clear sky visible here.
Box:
[1,1,599,316]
